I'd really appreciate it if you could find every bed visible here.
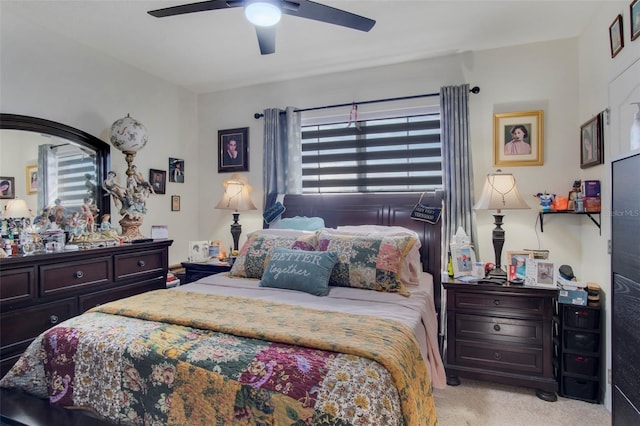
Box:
[1,192,444,425]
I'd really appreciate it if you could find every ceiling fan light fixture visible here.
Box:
[244,0,282,27]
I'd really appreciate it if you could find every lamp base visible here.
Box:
[119,217,145,242]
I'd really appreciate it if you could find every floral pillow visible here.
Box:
[229,232,317,279]
[316,230,417,296]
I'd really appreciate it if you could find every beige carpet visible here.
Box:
[433,379,611,426]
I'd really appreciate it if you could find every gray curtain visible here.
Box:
[37,144,57,215]
[439,84,477,351]
[262,106,302,207]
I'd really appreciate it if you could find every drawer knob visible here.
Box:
[50,315,59,324]
[494,299,500,305]
[138,260,146,267]
[493,324,501,332]
[75,270,84,279]
[494,351,501,360]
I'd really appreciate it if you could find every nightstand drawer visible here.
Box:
[40,257,112,297]
[455,313,544,346]
[455,291,546,316]
[454,339,544,374]
[115,249,165,281]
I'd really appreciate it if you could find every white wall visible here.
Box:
[578,2,640,411]
[0,10,200,264]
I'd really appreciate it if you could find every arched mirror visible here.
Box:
[0,114,110,222]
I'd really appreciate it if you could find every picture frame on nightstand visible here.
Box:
[525,259,557,288]
[451,245,476,278]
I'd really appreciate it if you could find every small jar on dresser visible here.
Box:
[443,278,558,401]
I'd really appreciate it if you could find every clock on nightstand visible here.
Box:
[181,261,231,284]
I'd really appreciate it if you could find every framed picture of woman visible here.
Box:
[149,169,166,194]
[26,165,38,194]
[493,110,544,167]
[0,177,15,199]
[580,114,604,169]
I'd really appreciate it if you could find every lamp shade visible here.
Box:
[474,172,530,212]
[245,0,282,26]
[4,199,32,219]
[215,174,257,212]
[109,114,148,153]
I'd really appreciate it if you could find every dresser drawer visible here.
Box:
[454,339,544,374]
[456,313,544,346]
[455,291,546,316]
[0,266,36,307]
[40,257,112,297]
[115,249,165,281]
[1,297,77,355]
[78,277,164,312]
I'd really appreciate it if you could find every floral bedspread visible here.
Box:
[1,290,437,426]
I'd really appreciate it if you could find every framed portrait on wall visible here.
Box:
[169,158,184,183]
[493,110,544,167]
[609,14,624,58]
[0,177,15,199]
[631,0,640,41]
[580,113,604,169]
[149,169,166,194]
[26,165,38,194]
[218,127,249,173]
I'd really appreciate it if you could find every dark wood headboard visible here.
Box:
[280,192,443,312]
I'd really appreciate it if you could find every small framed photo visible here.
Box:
[610,14,624,58]
[218,127,249,173]
[525,259,557,288]
[208,240,227,260]
[631,0,640,41]
[26,165,38,194]
[149,169,167,194]
[580,114,604,169]
[506,251,534,280]
[171,195,181,211]
[451,244,476,278]
[493,110,544,167]
[189,240,210,262]
[0,177,15,199]
[169,158,184,183]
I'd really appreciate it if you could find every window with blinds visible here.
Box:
[301,110,442,193]
[56,151,97,209]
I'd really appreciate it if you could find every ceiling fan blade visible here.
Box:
[255,25,276,55]
[148,0,240,18]
[281,0,375,32]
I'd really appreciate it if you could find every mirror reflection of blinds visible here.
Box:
[56,152,96,208]
[301,114,442,193]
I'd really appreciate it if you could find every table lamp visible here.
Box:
[474,171,530,279]
[215,173,257,252]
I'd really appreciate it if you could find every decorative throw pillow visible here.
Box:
[260,247,338,296]
[327,226,423,286]
[316,230,417,296]
[229,232,317,279]
[270,216,326,231]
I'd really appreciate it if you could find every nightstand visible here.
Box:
[181,261,231,284]
[443,279,558,401]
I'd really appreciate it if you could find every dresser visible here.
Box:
[0,240,173,377]
[444,280,558,401]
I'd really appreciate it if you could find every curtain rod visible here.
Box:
[253,86,480,119]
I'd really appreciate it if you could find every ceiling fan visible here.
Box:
[148,0,375,55]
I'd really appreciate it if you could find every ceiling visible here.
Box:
[2,1,605,94]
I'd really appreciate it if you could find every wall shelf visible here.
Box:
[538,211,601,235]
